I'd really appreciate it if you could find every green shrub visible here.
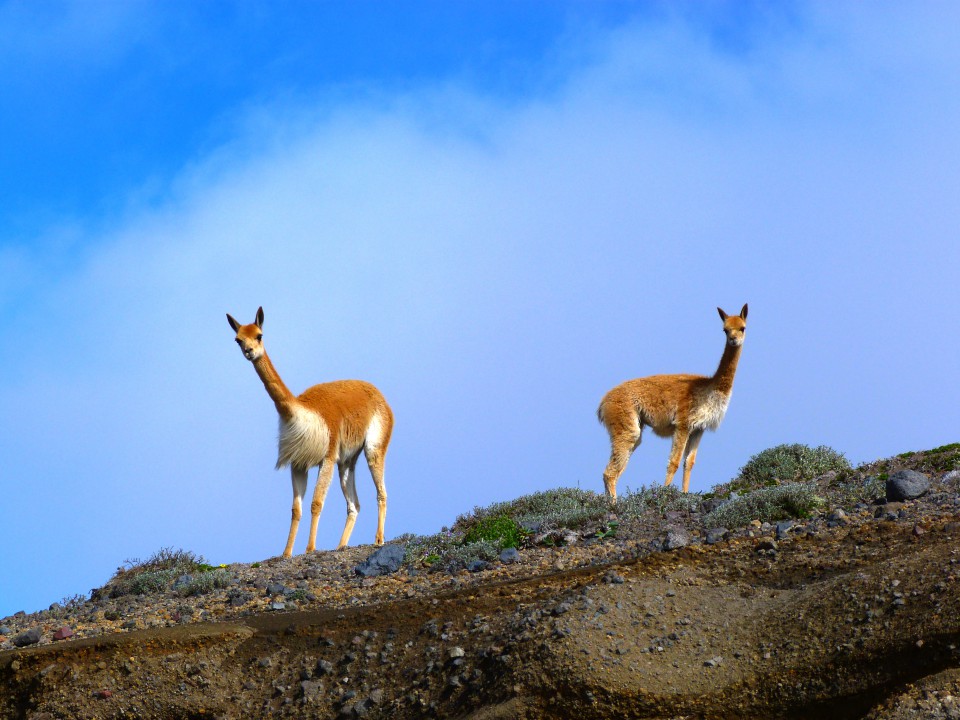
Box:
[616,484,702,518]
[725,444,851,495]
[175,569,232,597]
[456,488,611,536]
[100,547,223,598]
[703,483,824,529]
[462,514,527,550]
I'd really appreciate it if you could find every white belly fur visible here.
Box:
[276,407,331,470]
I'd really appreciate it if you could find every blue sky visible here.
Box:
[2,1,958,618]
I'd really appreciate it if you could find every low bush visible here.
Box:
[722,444,851,495]
[703,483,824,529]
[98,547,227,598]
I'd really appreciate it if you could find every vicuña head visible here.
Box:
[598,304,748,498]
[227,307,394,557]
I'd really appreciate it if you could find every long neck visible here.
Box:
[712,340,742,395]
[252,351,297,420]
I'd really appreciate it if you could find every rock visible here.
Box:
[756,538,778,552]
[265,582,287,596]
[700,497,727,514]
[316,659,335,676]
[354,544,406,577]
[886,470,930,501]
[775,521,794,540]
[448,646,465,659]
[499,548,520,564]
[300,680,324,701]
[603,571,625,584]
[13,628,41,647]
[53,627,74,641]
[705,528,728,545]
[943,470,960,484]
[704,656,723,667]
[466,560,489,573]
[663,527,691,551]
[270,602,286,611]
[0,626,12,635]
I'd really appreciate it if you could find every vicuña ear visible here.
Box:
[740,303,748,320]
[255,307,264,329]
[227,313,241,332]
[717,307,728,321]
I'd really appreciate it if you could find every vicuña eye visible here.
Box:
[256,334,263,342]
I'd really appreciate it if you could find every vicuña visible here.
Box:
[598,304,748,497]
[227,307,394,557]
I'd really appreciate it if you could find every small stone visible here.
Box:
[466,560,489,573]
[705,528,728,545]
[603,571,625,584]
[53,627,74,641]
[300,680,324,701]
[0,626,12,636]
[886,470,930,502]
[316,659,335,675]
[913,524,926,537]
[499,548,520,564]
[704,656,723,667]
[13,628,41,647]
[775,521,794,540]
[663,527,691,551]
[354,544,406,577]
[448,646,465,659]
[265,582,287,596]
[270,602,286,611]
[755,538,778,552]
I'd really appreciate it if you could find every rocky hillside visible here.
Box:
[2,444,960,719]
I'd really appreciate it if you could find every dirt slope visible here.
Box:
[3,510,960,719]
[4,446,960,719]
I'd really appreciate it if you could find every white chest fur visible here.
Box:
[276,407,331,470]
[690,390,731,432]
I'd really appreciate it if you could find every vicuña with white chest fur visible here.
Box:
[227,307,394,557]
[598,304,747,497]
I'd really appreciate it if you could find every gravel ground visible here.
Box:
[3,448,960,719]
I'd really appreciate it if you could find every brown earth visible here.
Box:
[3,455,960,719]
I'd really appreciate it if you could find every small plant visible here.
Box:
[703,483,824,529]
[462,514,527,550]
[616,484,702,518]
[722,444,851,496]
[96,547,225,599]
[594,522,619,540]
[175,569,232,597]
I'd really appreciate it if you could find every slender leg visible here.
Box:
[365,446,388,545]
[664,426,691,488]
[336,453,361,550]
[680,429,704,493]
[306,456,337,553]
[603,426,642,501]
[283,467,309,558]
